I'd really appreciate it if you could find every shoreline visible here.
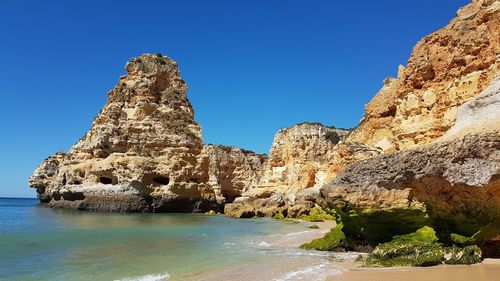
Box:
[276,219,500,281]
[330,259,500,281]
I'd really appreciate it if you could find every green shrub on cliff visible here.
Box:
[300,223,346,251]
[299,204,336,222]
[366,226,445,267]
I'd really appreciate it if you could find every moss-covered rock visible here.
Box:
[444,245,482,265]
[272,212,300,223]
[300,223,346,251]
[273,213,285,220]
[366,226,445,267]
[450,233,475,246]
[299,204,336,222]
[472,223,500,258]
[335,207,430,247]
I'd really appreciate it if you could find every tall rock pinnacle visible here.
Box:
[29,54,216,212]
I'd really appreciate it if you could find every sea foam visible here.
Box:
[114,272,170,281]
[272,262,344,281]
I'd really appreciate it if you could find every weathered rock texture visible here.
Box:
[30,54,216,212]
[245,123,350,197]
[205,145,267,203]
[321,73,500,256]
[443,74,500,139]
[226,0,500,219]
[347,0,499,152]
[224,123,375,218]
[322,131,500,215]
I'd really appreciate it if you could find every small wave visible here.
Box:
[284,230,311,237]
[258,241,271,247]
[114,272,170,281]
[272,262,344,281]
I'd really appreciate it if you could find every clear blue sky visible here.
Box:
[0,0,469,198]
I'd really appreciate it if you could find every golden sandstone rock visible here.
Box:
[29,54,263,212]
[31,0,499,238]
[348,0,499,152]
[226,0,499,223]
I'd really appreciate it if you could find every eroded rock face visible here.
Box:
[225,123,384,218]
[321,75,500,256]
[443,74,500,139]
[322,131,500,215]
[347,0,499,152]
[227,0,499,219]
[29,54,216,212]
[245,123,350,197]
[205,145,267,203]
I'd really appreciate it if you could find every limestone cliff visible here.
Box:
[321,74,500,257]
[205,145,267,203]
[347,0,499,152]
[224,123,384,218]
[244,123,350,197]
[226,0,500,219]
[30,54,213,212]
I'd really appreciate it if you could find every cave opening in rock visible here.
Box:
[99,177,113,185]
[153,176,169,185]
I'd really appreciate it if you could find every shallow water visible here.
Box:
[0,198,352,281]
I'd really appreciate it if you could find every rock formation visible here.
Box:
[223,123,384,218]
[347,0,499,152]
[205,144,267,203]
[245,123,350,197]
[226,0,499,218]
[29,54,263,212]
[321,75,500,257]
[30,1,499,249]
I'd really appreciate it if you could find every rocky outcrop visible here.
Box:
[443,75,500,138]
[347,0,499,152]
[30,54,216,212]
[226,0,500,220]
[205,145,267,203]
[322,131,500,216]
[244,123,350,198]
[224,123,379,218]
[321,74,500,256]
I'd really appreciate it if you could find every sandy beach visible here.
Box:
[268,220,500,281]
[330,259,500,281]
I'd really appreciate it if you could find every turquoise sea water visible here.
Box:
[0,198,349,281]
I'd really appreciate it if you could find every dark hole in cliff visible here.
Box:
[380,105,397,117]
[325,131,340,145]
[73,180,82,185]
[153,176,169,185]
[99,177,113,185]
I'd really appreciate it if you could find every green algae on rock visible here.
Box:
[300,223,346,251]
[451,233,475,246]
[298,204,336,222]
[366,226,444,267]
[443,245,482,265]
[272,212,299,223]
[335,207,430,247]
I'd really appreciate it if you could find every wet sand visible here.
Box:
[329,258,500,281]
